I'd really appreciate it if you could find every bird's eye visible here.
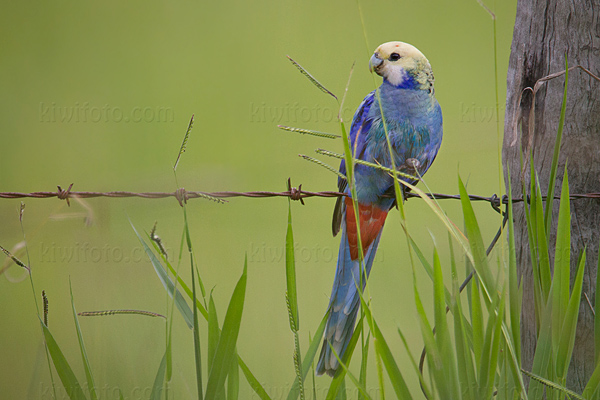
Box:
[389,53,401,61]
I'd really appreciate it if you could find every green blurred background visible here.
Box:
[0,1,516,398]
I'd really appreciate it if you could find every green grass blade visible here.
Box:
[359,293,412,399]
[432,248,460,399]
[238,356,272,400]
[374,351,385,400]
[208,294,220,372]
[596,233,600,364]
[528,299,554,399]
[166,330,173,386]
[289,311,304,400]
[583,360,600,399]
[339,61,355,123]
[286,55,337,99]
[458,176,495,299]
[496,350,509,400]
[470,277,484,367]
[397,327,433,399]
[227,350,239,400]
[408,235,452,306]
[477,289,499,399]
[459,180,489,380]
[325,318,365,400]
[408,235,435,279]
[130,220,194,329]
[484,291,506,400]
[507,168,522,365]
[544,57,569,232]
[285,201,299,331]
[183,206,207,301]
[150,350,168,400]
[70,281,97,400]
[150,237,208,320]
[309,332,318,400]
[358,330,370,400]
[191,241,203,400]
[372,319,412,399]
[181,202,205,399]
[40,320,87,400]
[205,260,247,400]
[556,249,586,380]
[534,177,552,303]
[552,167,571,335]
[449,244,477,400]
[523,167,543,328]
[413,263,443,396]
[336,378,347,400]
[285,200,304,400]
[286,311,328,400]
[500,305,527,397]
[327,323,373,400]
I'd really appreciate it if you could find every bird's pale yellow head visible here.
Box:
[369,41,434,90]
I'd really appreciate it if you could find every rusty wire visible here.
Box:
[0,181,344,205]
[0,181,598,210]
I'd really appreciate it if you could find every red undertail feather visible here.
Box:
[344,198,388,260]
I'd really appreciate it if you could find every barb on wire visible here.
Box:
[287,178,305,205]
[57,184,74,206]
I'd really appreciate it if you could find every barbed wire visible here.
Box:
[1,180,598,209]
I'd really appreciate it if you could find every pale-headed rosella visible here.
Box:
[316,41,443,377]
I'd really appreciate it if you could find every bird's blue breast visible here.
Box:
[345,81,443,206]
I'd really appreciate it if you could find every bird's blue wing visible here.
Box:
[338,91,375,190]
[332,91,375,236]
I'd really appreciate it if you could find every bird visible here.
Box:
[316,41,443,377]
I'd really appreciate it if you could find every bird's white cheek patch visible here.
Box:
[385,66,407,87]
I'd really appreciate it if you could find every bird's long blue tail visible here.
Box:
[316,219,384,377]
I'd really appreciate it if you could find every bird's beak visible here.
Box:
[369,53,383,73]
